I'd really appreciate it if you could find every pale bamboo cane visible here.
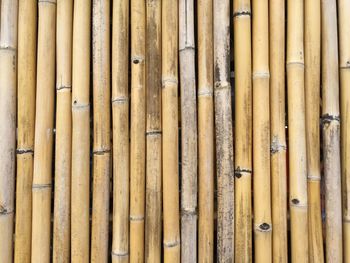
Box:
[233,0,252,262]
[0,1,17,262]
[111,0,129,262]
[321,0,343,261]
[145,0,162,262]
[305,0,324,262]
[162,0,180,261]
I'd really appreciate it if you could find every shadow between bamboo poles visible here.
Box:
[111,1,130,262]
[321,0,343,261]
[0,0,17,262]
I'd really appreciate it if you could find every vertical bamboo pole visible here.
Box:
[269,1,288,261]
[53,1,73,262]
[252,0,272,261]
[339,0,350,261]
[0,1,17,262]
[112,0,129,262]
[305,0,324,262]
[14,0,36,262]
[162,0,180,261]
[213,0,234,261]
[145,0,162,262]
[91,0,111,262]
[287,0,309,262]
[321,0,343,261]
[233,0,252,261]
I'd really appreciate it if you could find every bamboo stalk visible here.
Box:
[179,0,197,261]
[145,0,162,262]
[111,0,129,262]
[71,1,91,262]
[213,0,234,261]
[321,0,343,261]
[162,0,180,261]
[91,0,111,262]
[286,0,309,261]
[269,0,288,261]
[0,1,17,262]
[305,0,324,262]
[233,0,252,261]
[252,0,272,261]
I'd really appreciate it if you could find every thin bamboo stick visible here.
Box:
[14,0,36,262]
[71,1,91,262]
[233,0,252,261]
[91,0,111,262]
[269,1,288,261]
[213,0,234,261]
[0,1,18,262]
[111,0,129,262]
[145,0,162,262]
[305,0,323,262]
[321,0,343,261]
[162,0,180,261]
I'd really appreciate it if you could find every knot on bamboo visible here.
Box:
[270,137,286,154]
[131,56,144,64]
[0,205,13,216]
[234,167,252,178]
[321,114,340,126]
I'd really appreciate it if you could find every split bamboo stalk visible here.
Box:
[91,0,111,262]
[233,0,252,261]
[111,0,129,262]
[213,0,234,261]
[53,0,73,261]
[162,0,180,261]
[305,0,324,261]
[179,0,197,262]
[145,0,162,262]
[286,0,309,261]
[71,0,91,261]
[339,0,350,261]
[269,0,288,261]
[0,1,17,262]
[321,0,343,261]
[130,0,146,261]
[14,0,36,262]
[252,0,272,261]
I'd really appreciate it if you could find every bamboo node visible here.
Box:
[16,148,34,155]
[321,114,340,126]
[270,138,287,154]
[0,46,16,51]
[214,81,231,91]
[111,96,129,105]
[252,71,270,80]
[111,251,129,257]
[56,85,72,91]
[254,222,272,232]
[198,89,213,97]
[146,130,162,136]
[163,239,180,248]
[234,167,252,178]
[181,208,197,217]
[286,61,304,68]
[233,10,251,18]
[32,183,52,190]
[307,174,321,181]
[162,77,178,87]
[179,45,195,52]
[72,101,90,110]
[131,56,144,64]
[93,149,111,155]
[38,0,57,4]
[129,215,144,221]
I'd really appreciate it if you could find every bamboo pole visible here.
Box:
[14,0,36,262]
[0,1,17,262]
[233,0,252,261]
[339,0,350,261]
[305,0,324,262]
[145,0,162,262]
[286,0,309,261]
[53,1,73,262]
[213,0,234,261]
[321,0,343,261]
[162,0,180,261]
[91,0,111,262]
[269,1,288,261]
[252,0,272,261]
[179,0,197,261]
[111,0,129,262]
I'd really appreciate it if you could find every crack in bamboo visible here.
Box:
[93,149,111,155]
[233,10,251,18]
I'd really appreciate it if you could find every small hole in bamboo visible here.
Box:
[259,223,270,231]
[291,198,300,205]
[133,59,140,64]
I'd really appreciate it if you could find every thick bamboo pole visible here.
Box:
[145,0,162,262]
[305,0,323,262]
[71,1,91,262]
[53,1,73,262]
[162,0,180,261]
[213,0,234,261]
[233,0,252,262]
[321,0,343,261]
[269,1,288,261]
[111,0,129,262]
[91,0,111,262]
[252,0,272,262]
[14,0,36,262]
[287,0,309,262]
[0,1,17,262]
